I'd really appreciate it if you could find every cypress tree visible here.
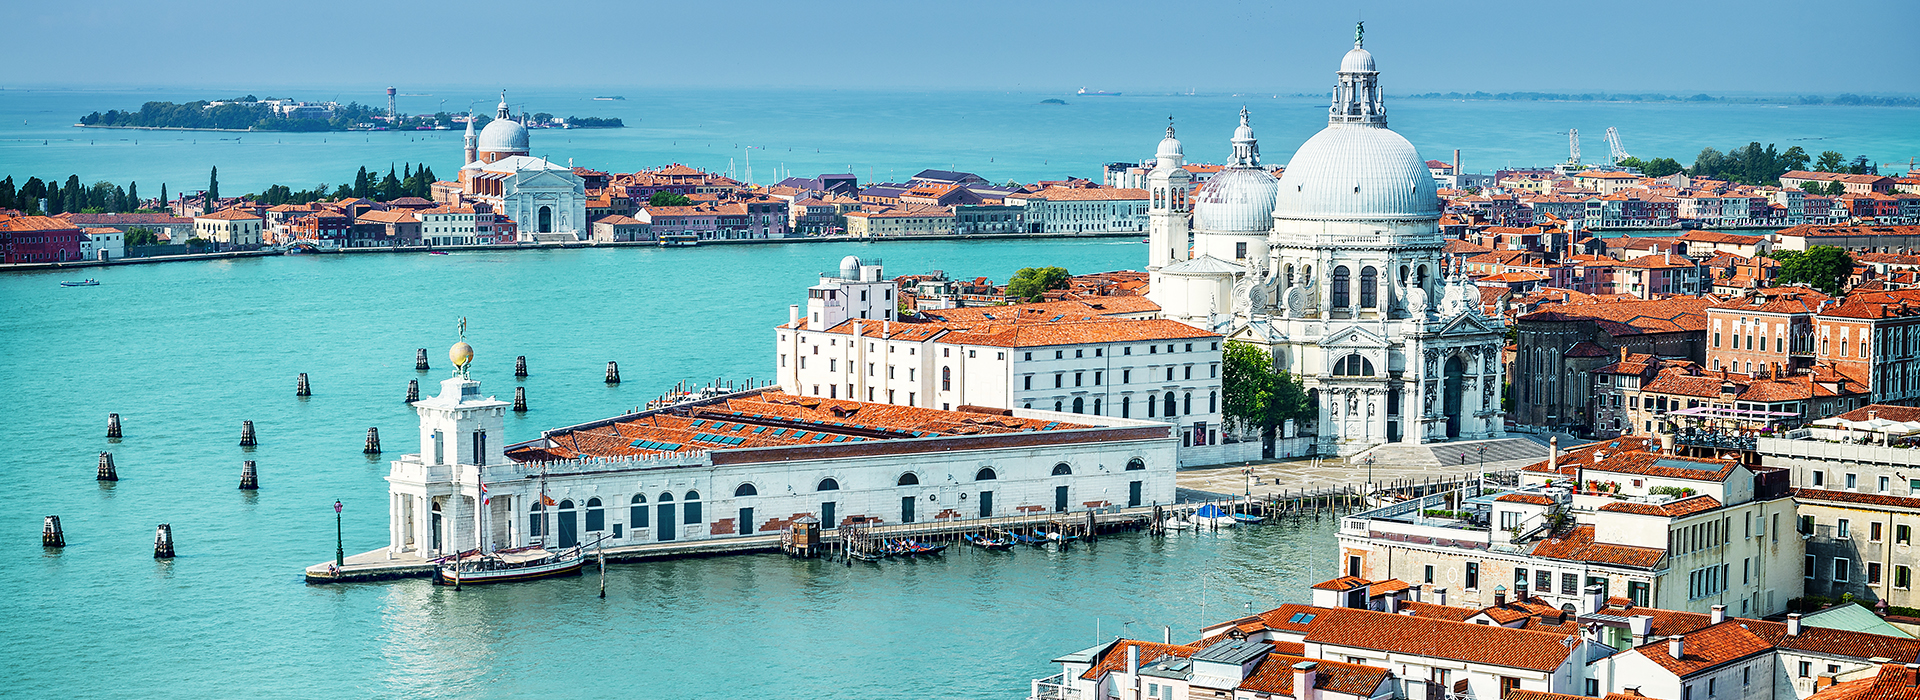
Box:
[207,166,220,206]
[0,176,13,210]
[65,175,83,213]
[128,181,138,210]
[160,183,168,209]
[354,166,369,198]
[44,179,60,215]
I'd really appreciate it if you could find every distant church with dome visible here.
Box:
[1146,25,1505,456]
[445,92,588,243]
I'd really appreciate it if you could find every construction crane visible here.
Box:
[1605,127,1631,166]
[1567,128,1581,168]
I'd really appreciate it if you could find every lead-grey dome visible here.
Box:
[1274,124,1439,221]
[1194,168,1279,233]
[478,118,529,154]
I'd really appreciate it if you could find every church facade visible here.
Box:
[441,92,588,243]
[1146,27,1506,456]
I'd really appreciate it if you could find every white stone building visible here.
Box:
[777,257,1231,461]
[1005,187,1150,233]
[445,92,587,243]
[1147,29,1506,456]
[383,343,1178,557]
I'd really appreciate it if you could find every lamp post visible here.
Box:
[1477,444,1488,473]
[334,500,345,569]
[1364,454,1375,488]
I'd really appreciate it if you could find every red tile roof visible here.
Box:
[1793,488,1920,510]
[1529,525,1667,569]
[1302,607,1579,672]
[1598,495,1723,517]
[1080,640,1198,681]
[1497,493,1556,505]
[197,209,262,221]
[1813,663,1920,700]
[1237,654,1391,697]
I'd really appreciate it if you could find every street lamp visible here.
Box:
[334,500,345,569]
[1364,454,1375,487]
[1477,444,1488,473]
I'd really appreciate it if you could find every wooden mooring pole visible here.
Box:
[605,361,621,384]
[239,420,257,447]
[296,372,311,397]
[363,427,382,454]
[405,379,419,403]
[107,413,122,439]
[239,460,259,490]
[97,452,118,481]
[43,515,65,547]
[415,348,430,371]
[515,355,528,378]
[514,387,528,412]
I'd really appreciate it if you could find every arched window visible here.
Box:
[975,467,997,481]
[1122,396,1131,418]
[1333,354,1376,377]
[897,472,920,486]
[1209,391,1217,413]
[1285,264,1295,288]
[1125,458,1146,471]
[1147,396,1155,417]
[659,492,674,502]
[1360,266,1378,308]
[586,497,604,531]
[1184,393,1192,414]
[1054,400,1063,412]
[734,483,757,497]
[558,499,575,511]
[941,366,951,391]
[1164,392,1177,417]
[1051,463,1072,476]
[529,502,544,536]
[1072,397,1085,414]
[630,494,648,529]
[1332,266,1351,307]
[683,491,701,525]
[817,478,840,491]
[1093,398,1101,415]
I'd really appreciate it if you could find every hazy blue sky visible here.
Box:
[10,0,1917,94]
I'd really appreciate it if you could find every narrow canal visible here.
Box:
[2,240,1337,698]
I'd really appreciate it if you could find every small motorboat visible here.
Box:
[60,279,99,287]
[1231,513,1264,525]
[1163,515,1193,530]
[428,251,449,255]
[1193,504,1238,528]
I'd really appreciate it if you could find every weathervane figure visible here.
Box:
[451,317,474,378]
[1355,21,1364,47]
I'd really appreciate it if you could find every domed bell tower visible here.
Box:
[406,321,510,554]
[1147,119,1191,271]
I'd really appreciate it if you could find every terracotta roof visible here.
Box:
[1237,654,1391,697]
[1793,488,1920,510]
[1598,495,1723,517]
[1011,186,1149,202]
[1529,525,1666,569]
[1564,341,1611,358]
[1813,664,1920,700]
[355,210,418,224]
[1679,230,1765,245]
[196,209,261,221]
[1507,691,1590,700]
[918,296,1162,323]
[1636,623,1775,678]
[1497,493,1556,505]
[1398,600,1477,621]
[1518,296,1719,336]
[1080,640,1198,681]
[1311,575,1372,591]
[1582,449,1742,483]
[0,215,80,231]
[1302,607,1578,672]
[1522,435,1655,476]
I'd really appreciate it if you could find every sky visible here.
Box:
[6,0,1917,95]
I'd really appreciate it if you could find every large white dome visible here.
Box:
[477,118,529,154]
[1194,168,1279,233]
[1274,124,1439,221]
[1341,47,1376,73]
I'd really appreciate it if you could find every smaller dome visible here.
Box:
[839,255,861,278]
[1157,131,1183,161]
[477,118,529,155]
[1194,168,1279,233]
[450,341,474,369]
[1341,47,1376,73]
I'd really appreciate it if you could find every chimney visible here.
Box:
[1710,605,1726,624]
[1668,635,1685,659]
[1127,644,1139,678]
[789,304,800,327]
[1905,664,1918,686]
[1293,661,1319,700]
[1549,436,1560,478]
[1164,626,1172,645]
[1516,578,1530,600]
[1787,613,1802,636]
[1494,585,1507,607]
[1629,615,1652,646]
[1453,149,1461,180]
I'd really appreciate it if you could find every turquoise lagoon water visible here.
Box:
[2,87,1915,195]
[0,240,1342,698]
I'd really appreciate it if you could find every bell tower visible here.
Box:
[1147,119,1191,271]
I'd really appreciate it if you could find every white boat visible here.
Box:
[1192,504,1238,528]
[436,545,584,585]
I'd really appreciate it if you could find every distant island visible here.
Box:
[1404,91,1920,106]
[77,95,624,132]
[1040,98,1068,105]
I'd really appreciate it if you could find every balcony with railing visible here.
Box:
[1030,673,1082,700]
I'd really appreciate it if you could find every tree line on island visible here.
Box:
[1611,144,1879,193]
[77,95,622,132]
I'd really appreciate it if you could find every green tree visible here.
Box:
[127,181,137,210]
[647,191,692,207]
[1801,181,1825,194]
[1220,341,1313,439]
[1615,156,1646,170]
[1642,157,1684,177]
[1005,266,1071,302]
[377,167,401,201]
[1770,246,1853,295]
[124,227,159,246]
[0,175,13,210]
[1816,151,1846,173]
[1690,147,1725,179]
[1827,181,1848,196]
[159,183,167,209]
[206,166,219,205]
[65,174,83,213]
[353,166,370,198]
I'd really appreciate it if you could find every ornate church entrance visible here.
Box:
[1443,356,1465,439]
[538,206,553,233]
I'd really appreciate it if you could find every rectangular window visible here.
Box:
[1423,565,1434,584]
[1564,573,1579,596]
[1846,473,1858,490]
[1812,471,1825,486]
[1881,475,1892,493]
[1838,519,1851,538]
[1024,376,1032,390]
[1898,565,1912,589]
[1054,374,1062,388]
[1800,515,1815,535]
[1900,524,1912,545]
[1536,569,1552,593]
[1628,580,1649,607]
[1466,562,1480,589]
[1123,369,1131,383]
[1869,562,1883,585]
[1873,521,1884,542]
[1834,558,1850,582]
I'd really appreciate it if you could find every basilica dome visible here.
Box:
[1274,125,1438,221]
[1340,46,1376,73]
[1194,168,1279,232]
[478,118,530,155]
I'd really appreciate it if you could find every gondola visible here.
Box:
[1001,529,1046,546]
[60,279,99,287]
[965,533,1014,551]
[849,549,886,562]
